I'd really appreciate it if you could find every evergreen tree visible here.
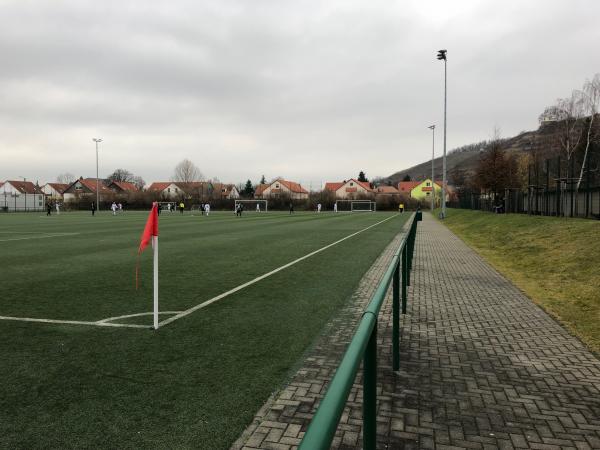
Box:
[243,179,255,197]
[402,174,412,182]
[358,171,368,182]
[260,175,266,184]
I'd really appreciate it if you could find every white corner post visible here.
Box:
[153,235,159,330]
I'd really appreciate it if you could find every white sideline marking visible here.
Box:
[159,214,398,327]
[0,311,184,329]
[0,315,147,329]
[0,232,79,242]
[97,311,183,323]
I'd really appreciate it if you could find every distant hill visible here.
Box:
[384,124,560,185]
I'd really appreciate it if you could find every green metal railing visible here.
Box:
[299,213,419,450]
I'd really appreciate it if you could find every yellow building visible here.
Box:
[410,179,443,204]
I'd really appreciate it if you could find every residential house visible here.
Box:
[255,178,308,200]
[107,181,140,194]
[397,181,420,196]
[41,183,70,200]
[1,180,46,211]
[324,179,374,199]
[63,177,112,202]
[147,181,240,200]
[398,179,453,206]
[147,182,184,199]
[375,185,400,196]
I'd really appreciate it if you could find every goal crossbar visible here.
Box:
[335,200,376,212]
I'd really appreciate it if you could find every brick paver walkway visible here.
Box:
[234,213,600,450]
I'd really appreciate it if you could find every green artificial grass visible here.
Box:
[0,210,407,449]
[437,208,600,353]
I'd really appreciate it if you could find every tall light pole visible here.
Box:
[93,138,102,211]
[428,125,435,212]
[437,49,447,218]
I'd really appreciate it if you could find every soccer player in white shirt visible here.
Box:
[204,203,210,216]
[333,203,338,213]
[256,203,260,212]
[317,203,322,213]
[111,202,117,215]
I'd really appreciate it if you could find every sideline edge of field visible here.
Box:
[0,214,398,330]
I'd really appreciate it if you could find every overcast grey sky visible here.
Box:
[1,0,599,188]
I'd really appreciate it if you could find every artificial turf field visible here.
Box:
[0,210,408,449]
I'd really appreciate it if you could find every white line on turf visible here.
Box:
[0,315,147,328]
[0,233,79,242]
[158,214,398,328]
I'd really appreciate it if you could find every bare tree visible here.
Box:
[107,168,135,183]
[172,159,203,183]
[576,74,600,191]
[56,172,75,184]
[131,175,146,190]
[554,90,586,163]
[475,128,512,202]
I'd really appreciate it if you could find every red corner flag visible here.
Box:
[139,202,159,254]
[136,202,160,329]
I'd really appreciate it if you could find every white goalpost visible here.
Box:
[335,199,377,212]
[234,199,268,212]
[157,201,177,213]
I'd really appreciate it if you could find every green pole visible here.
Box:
[363,319,377,450]
[392,261,400,371]
[402,246,407,314]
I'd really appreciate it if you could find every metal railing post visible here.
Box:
[402,245,407,314]
[363,319,377,450]
[392,260,400,371]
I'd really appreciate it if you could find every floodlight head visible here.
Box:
[428,125,435,130]
[437,49,447,60]
[92,138,103,143]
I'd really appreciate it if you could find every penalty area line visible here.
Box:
[159,213,398,328]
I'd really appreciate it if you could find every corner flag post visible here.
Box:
[153,234,159,330]
[137,202,159,330]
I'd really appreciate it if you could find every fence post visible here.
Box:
[402,246,407,314]
[392,260,400,371]
[363,320,377,450]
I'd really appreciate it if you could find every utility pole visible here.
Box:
[428,125,436,211]
[437,49,447,218]
[93,138,102,211]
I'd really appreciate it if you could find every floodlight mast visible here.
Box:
[436,49,447,219]
[93,138,102,212]
[428,125,435,212]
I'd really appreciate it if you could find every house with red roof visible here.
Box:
[41,182,70,200]
[147,181,240,200]
[375,185,400,196]
[255,178,308,200]
[63,177,112,202]
[107,181,140,193]
[324,179,374,199]
[1,180,46,211]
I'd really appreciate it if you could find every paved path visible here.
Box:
[234,213,600,449]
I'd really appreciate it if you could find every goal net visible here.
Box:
[335,200,376,212]
[234,199,268,212]
[157,201,178,212]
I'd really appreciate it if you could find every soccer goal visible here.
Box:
[234,199,268,212]
[157,202,177,213]
[335,200,377,212]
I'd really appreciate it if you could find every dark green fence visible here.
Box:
[299,213,419,450]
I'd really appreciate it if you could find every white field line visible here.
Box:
[0,232,79,242]
[159,214,398,328]
[0,315,147,329]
